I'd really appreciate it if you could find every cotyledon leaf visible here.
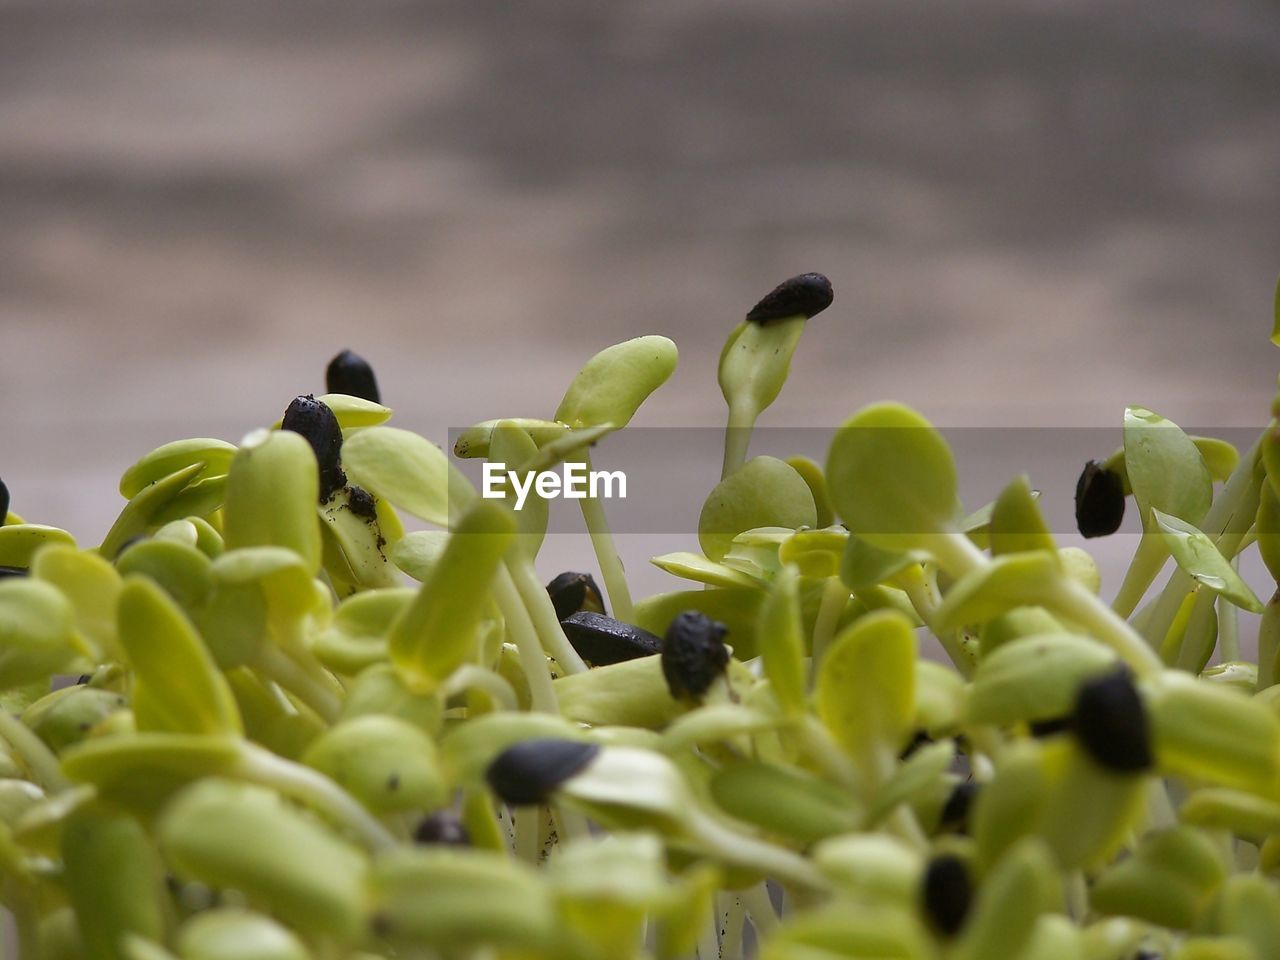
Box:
[554,335,678,430]
[826,403,958,552]
[817,609,916,758]
[1152,509,1263,612]
[1124,406,1212,530]
[117,576,242,737]
[342,427,460,527]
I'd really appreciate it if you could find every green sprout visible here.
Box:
[2,289,1280,960]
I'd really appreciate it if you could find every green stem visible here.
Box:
[739,882,779,936]
[440,665,518,712]
[236,743,396,852]
[808,577,848,679]
[924,531,989,580]
[578,451,634,622]
[493,568,558,713]
[717,892,745,959]
[254,644,341,725]
[0,709,69,794]
[1111,534,1169,619]
[902,572,975,678]
[507,557,588,674]
[513,806,540,864]
[1049,579,1162,678]
[1217,587,1240,663]
[1173,588,1217,672]
[1258,591,1280,690]
[686,807,828,893]
[721,401,757,480]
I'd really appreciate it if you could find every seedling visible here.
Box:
[2,275,1280,960]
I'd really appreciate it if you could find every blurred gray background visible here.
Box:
[3,0,1280,601]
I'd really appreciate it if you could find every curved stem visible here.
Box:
[237,743,396,852]
[254,644,341,724]
[808,577,848,679]
[902,573,975,678]
[441,664,518,712]
[492,568,558,713]
[1050,579,1162,678]
[508,557,588,674]
[721,401,757,480]
[1111,534,1169,618]
[0,709,69,793]
[578,451,634,622]
[1258,591,1280,691]
[685,807,828,893]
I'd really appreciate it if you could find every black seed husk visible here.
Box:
[661,611,730,701]
[938,780,977,835]
[282,394,347,501]
[745,272,834,324]
[1075,460,1125,538]
[413,811,470,846]
[560,611,661,666]
[921,854,972,937]
[1072,668,1153,773]
[326,349,381,403]
[546,571,606,620]
[0,565,27,578]
[0,477,8,520]
[485,738,600,806]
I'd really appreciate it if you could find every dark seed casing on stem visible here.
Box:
[0,476,9,520]
[745,273,834,324]
[1074,460,1125,538]
[546,572,606,620]
[921,854,972,936]
[282,394,347,502]
[485,739,600,806]
[560,611,661,666]
[326,349,381,403]
[937,780,977,835]
[660,611,730,701]
[413,811,471,846]
[1072,669,1153,773]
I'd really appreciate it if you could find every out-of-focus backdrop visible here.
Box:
[3,0,1280,600]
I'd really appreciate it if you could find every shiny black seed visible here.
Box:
[0,477,9,521]
[1075,460,1126,538]
[938,781,977,835]
[485,739,600,806]
[0,565,26,578]
[282,394,347,502]
[1029,715,1072,738]
[413,811,471,846]
[745,272,834,324]
[560,611,661,666]
[921,854,972,937]
[1072,669,1153,773]
[346,485,378,522]
[546,571,606,620]
[661,611,730,701]
[326,349,381,403]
